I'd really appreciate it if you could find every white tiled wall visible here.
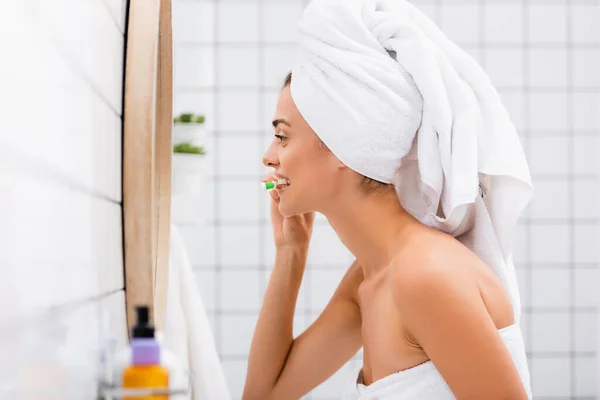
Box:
[173,0,600,399]
[0,0,127,397]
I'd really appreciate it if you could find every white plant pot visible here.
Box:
[172,123,206,147]
[171,153,206,197]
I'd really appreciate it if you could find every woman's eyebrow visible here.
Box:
[272,118,291,129]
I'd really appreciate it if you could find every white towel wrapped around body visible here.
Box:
[290,0,533,324]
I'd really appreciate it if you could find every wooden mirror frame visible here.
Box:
[123,0,173,333]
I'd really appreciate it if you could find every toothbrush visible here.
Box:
[261,178,290,191]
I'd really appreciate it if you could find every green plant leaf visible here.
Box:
[173,141,205,155]
[173,112,206,124]
[180,113,193,122]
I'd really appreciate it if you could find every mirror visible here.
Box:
[123,0,173,332]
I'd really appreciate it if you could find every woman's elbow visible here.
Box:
[242,385,276,400]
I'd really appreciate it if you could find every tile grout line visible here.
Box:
[99,0,124,34]
[566,0,576,396]
[201,128,600,137]
[522,0,534,386]
[175,85,600,94]
[303,2,314,398]
[212,0,222,358]
[204,306,599,317]
[258,0,267,345]
[177,40,600,50]
[190,262,599,271]
[178,217,600,227]
[215,350,597,362]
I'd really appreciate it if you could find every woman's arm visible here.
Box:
[243,257,363,400]
[391,253,529,400]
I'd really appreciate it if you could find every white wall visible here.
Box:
[0,0,128,397]
[172,0,600,399]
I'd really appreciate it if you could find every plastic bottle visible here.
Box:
[122,306,169,400]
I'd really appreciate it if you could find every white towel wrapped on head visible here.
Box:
[290,0,533,323]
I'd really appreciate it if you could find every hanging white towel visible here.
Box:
[290,0,533,325]
[164,225,231,400]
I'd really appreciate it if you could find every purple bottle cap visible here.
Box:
[131,338,160,365]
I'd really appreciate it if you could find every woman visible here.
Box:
[243,0,532,399]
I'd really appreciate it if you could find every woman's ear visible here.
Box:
[314,133,347,170]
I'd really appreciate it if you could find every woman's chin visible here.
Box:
[278,198,305,217]
[278,202,295,217]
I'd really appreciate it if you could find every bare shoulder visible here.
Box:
[385,232,528,399]
[389,232,480,312]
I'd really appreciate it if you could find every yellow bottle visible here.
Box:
[122,306,169,400]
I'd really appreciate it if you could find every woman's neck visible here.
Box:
[321,190,423,279]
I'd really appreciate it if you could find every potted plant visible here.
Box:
[172,140,206,197]
[173,112,206,147]
[171,112,208,223]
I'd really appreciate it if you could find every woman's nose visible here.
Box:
[262,142,279,168]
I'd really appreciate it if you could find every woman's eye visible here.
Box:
[274,134,286,142]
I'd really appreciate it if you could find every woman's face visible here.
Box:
[262,85,343,217]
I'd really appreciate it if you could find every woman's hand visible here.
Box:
[264,175,315,249]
